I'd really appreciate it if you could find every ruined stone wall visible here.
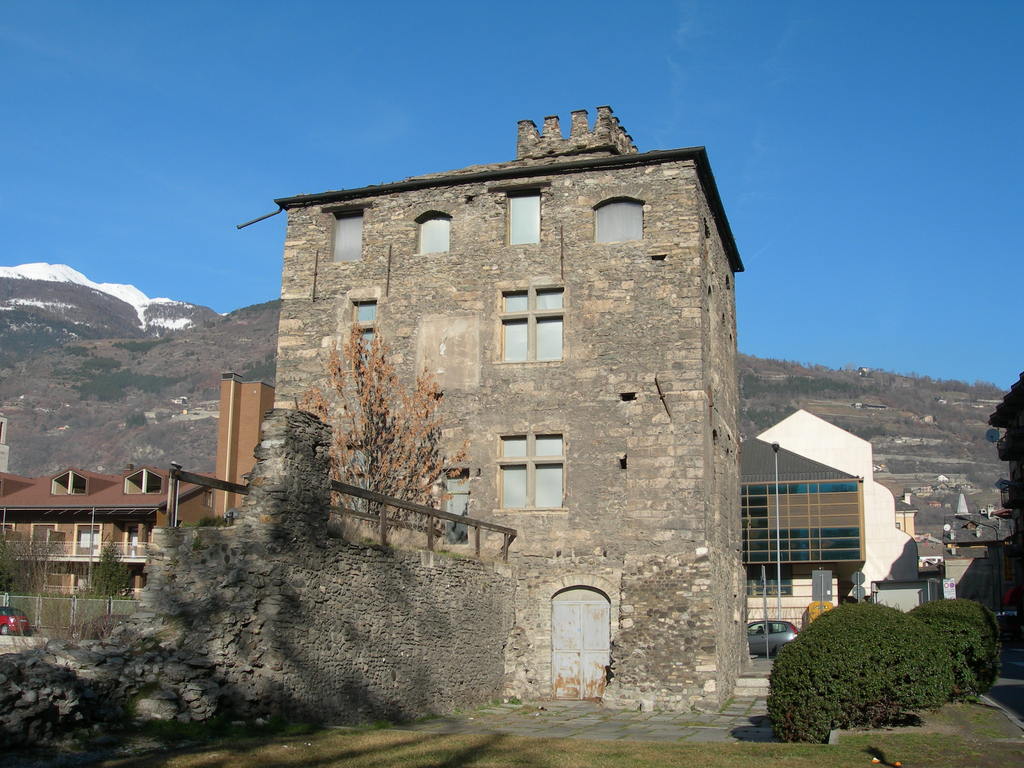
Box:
[144,410,515,723]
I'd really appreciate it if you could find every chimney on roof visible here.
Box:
[0,414,9,474]
[515,106,638,161]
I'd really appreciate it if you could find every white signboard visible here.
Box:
[942,578,957,600]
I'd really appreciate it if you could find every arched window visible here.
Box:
[416,211,451,254]
[594,198,643,243]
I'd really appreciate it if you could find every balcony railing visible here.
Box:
[41,542,150,561]
[1001,485,1024,510]
[997,428,1024,461]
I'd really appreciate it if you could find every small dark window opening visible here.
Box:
[650,253,667,262]
[707,285,712,296]
[703,218,711,238]
[619,455,628,470]
[619,392,637,402]
[725,275,731,289]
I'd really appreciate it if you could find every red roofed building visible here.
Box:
[0,465,212,593]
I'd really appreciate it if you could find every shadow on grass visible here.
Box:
[98,731,526,768]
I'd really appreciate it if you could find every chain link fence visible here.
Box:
[1,593,140,640]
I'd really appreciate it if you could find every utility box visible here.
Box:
[812,569,833,603]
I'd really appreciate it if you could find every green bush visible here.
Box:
[910,599,1000,699]
[767,603,952,743]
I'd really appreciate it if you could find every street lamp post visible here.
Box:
[771,442,783,621]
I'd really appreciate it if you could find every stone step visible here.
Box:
[735,676,770,695]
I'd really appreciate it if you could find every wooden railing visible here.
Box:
[331,480,517,561]
[166,467,517,561]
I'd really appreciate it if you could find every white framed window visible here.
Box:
[76,524,101,555]
[501,287,563,362]
[417,212,451,254]
[353,299,377,343]
[594,198,643,242]
[333,212,364,262]
[52,470,87,495]
[508,192,540,244]
[124,469,163,494]
[499,433,564,509]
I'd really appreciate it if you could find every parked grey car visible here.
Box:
[747,620,798,656]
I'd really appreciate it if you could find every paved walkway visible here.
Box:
[399,695,773,743]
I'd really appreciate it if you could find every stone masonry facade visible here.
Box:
[143,410,515,723]
[272,107,746,710]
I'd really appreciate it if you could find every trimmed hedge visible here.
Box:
[767,603,952,743]
[910,599,1000,699]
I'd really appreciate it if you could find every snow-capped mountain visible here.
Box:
[0,263,220,367]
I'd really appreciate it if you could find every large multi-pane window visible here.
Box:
[594,198,643,242]
[508,192,540,244]
[741,481,863,563]
[333,212,363,262]
[499,434,564,509]
[501,288,563,362]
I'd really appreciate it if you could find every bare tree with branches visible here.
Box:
[300,328,465,524]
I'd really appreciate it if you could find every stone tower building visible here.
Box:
[272,107,746,709]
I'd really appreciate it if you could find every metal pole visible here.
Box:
[89,507,96,591]
[772,443,783,621]
[761,565,770,657]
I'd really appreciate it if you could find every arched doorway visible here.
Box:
[551,587,610,699]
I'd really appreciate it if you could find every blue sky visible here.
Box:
[1,1,1021,387]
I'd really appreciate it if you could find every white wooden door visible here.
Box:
[551,587,610,699]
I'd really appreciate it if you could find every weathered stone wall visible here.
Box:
[0,635,223,747]
[272,109,746,708]
[144,409,515,723]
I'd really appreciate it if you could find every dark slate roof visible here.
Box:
[990,371,1024,427]
[740,439,858,483]
[273,146,743,273]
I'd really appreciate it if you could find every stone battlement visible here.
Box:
[516,106,638,160]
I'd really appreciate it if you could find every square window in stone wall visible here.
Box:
[508,192,540,245]
[501,288,563,362]
[333,213,363,262]
[499,434,564,509]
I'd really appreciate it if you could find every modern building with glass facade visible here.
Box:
[741,439,864,614]
[741,410,917,622]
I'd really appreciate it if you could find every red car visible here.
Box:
[0,605,31,635]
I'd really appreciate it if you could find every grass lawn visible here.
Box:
[40,703,1024,768]
[9,704,1007,768]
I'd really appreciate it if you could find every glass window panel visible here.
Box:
[333,214,363,262]
[419,217,450,254]
[503,292,528,312]
[360,329,375,344]
[535,464,563,507]
[356,301,377,323]
[535,435,563,456]
[535,288,563,310]
[536,317,563,360]
[595,201,643,242]
[502,320,528,361]
[501,436,528,458]
[501,465,527,508]
[509,194,540,244]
